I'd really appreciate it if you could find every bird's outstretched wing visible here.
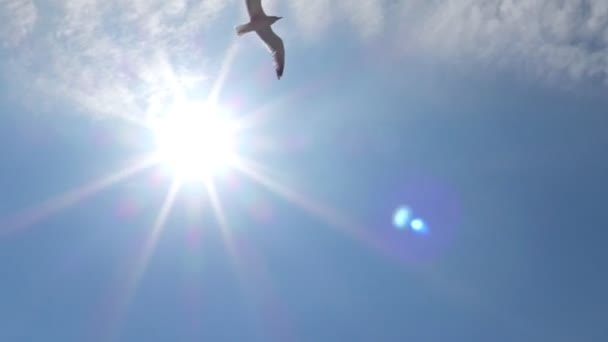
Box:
[256,26,285,79]
[246,0,266,19]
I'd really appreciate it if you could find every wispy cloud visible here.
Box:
[391,0,608,87]
[288,0,333,40]
[1,0,607,119]
[0,0,37,48]
[283,0,386,41]
[1,0,232,120]
[285,0,608,87]
[337,0,385,39]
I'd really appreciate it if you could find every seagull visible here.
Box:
[235,0,285,79]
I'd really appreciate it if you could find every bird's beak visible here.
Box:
[278,16,283,20]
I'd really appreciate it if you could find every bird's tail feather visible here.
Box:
[235,23,253,36]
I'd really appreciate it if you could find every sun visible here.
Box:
[150,100,238,182]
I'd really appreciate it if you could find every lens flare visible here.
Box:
[410,218,427,233]
[392,206,412,229]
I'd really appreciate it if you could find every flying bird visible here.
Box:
[235,0,285,79]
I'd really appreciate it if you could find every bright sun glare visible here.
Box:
[150,101,237,182]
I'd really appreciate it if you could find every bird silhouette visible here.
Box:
[235,0,285,80]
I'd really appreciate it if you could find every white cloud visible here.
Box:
[283,0,608,87]
[392,0,608,87]
[288,0,333,40]
[337,0,385,39]
[1,0,232,120]
[0,0,38,47]
[1,0,607,119]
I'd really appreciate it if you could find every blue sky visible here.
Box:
[1,1,608,341]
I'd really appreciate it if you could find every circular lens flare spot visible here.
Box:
[410,218,427,233]
[393,206,412,229]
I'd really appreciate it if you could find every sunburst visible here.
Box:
[0,40,371,342]
[149,100,239,184]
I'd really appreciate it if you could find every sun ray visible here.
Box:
[124,179,181,297]
[234,78,320,133]
[100,180,181,342]
[203,176,246,273]
[0,155,158,236]
[203,177,231,243]
[208,41,240,106]
[231,239,296,341]
[237,66,342,131]
[202,173,292,339]
[156,51,185,101]
[231,157,368,241]
[231,157,408,267]
[234,91,297,133]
